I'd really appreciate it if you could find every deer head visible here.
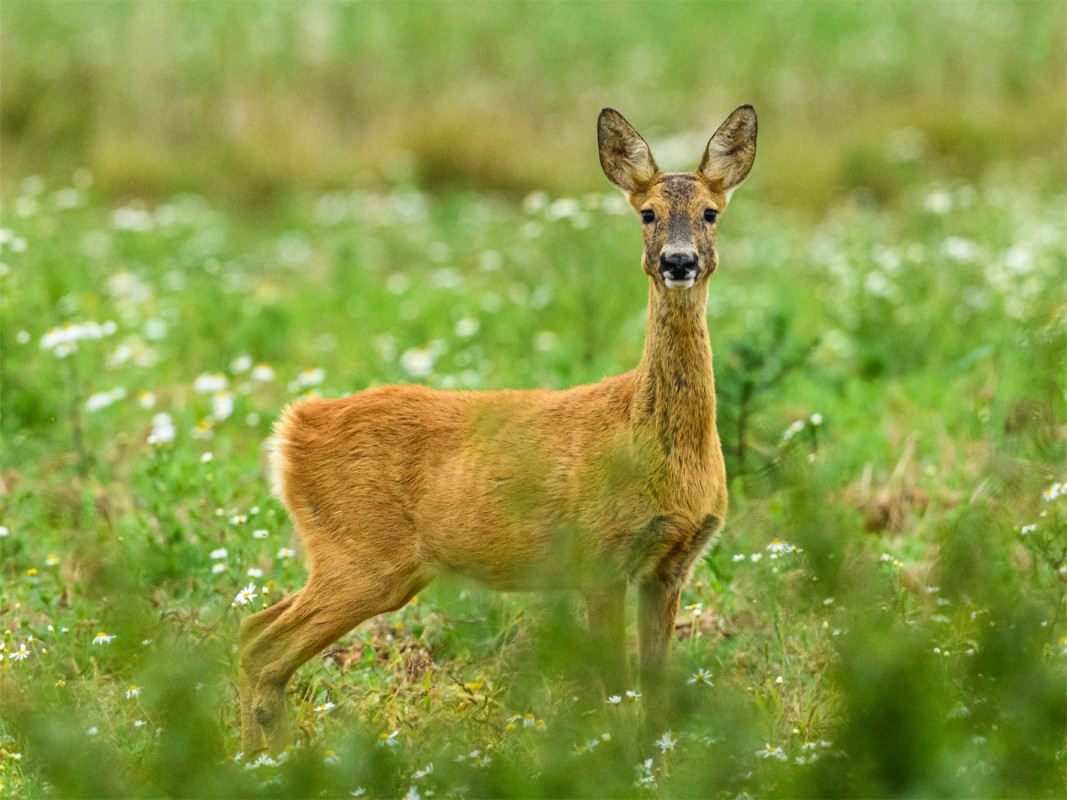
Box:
[598,106,757,290]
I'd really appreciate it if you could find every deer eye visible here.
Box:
[641,209,655,224]
[704,209,719,224]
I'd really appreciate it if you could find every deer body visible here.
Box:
[239,106,757,753]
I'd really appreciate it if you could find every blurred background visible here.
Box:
[3,1,1064,209]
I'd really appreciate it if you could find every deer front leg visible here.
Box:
[638,577,680,740]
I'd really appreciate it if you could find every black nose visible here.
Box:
[660,251,699,278]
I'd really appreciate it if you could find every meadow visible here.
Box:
[1,2,1066,798]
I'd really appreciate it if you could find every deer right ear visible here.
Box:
[697,105,757,196]
[598,109,659,195]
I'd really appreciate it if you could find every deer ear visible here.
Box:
[598,109,659,195]
[697,105,757,195]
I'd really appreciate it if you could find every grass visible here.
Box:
[1,159,1064,796]
[1,2,1066,797]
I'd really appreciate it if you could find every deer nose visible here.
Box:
[659,251,699,280]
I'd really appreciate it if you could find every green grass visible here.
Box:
[1,161,1064,796]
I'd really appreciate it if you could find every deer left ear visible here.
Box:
[697,105,757,196]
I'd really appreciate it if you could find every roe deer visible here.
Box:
[238,105,757,753]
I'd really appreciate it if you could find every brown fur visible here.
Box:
[238,106,758,752]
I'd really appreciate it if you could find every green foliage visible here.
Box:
[2,165,1063,796]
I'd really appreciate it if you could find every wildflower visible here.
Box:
[243,753,278,770]
[211,391,234,422]
[942,235,982,264]
[212,563,226,574]
[231,354,252,373]
[924,188,952,214]
[93,632,116,645]
[40,320,116,357]
[323,750,340,765]
[10,642,30,661]
[607,695,622,705]
[297,368,325,388]
[781,419,805,441]
[277,547,297,559]
[454,318,479,338]
[86,387,126,412]
[232,583,258,607]
[252,364,275,382]
[378,730,399,747]
[688,668,714,686]
[732,553,745,562]
[756,743,787,761]
[633,758,656,789]
[626,690,642,702]
[574,738,601,755]
[126,685,140,699]
[947,702,971,719]
[147,413,176,445]
[45,553,59,566]
[1042,482,1063,502]
[87,726,99,736]
[210,547,228,560]
[809,412,824,426]
[313,701,335,713]
[0,526,9,537]
[229,514,247,525]
[252,529,269,539]
[400,347,435,378]
[191,419,214,439]
[684,601,703,615]
[766,539,799,557]
[402,787,421,800]
[750,552,763,563]
[350,789,366,797]
[193,373,228,394]
[144,318,167,340]
[412,763,434,780]
[1019,524,1037,535]
[247,567,264,578]
[200,452,213,463]
[654,730,677,753]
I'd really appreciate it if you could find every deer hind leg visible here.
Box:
[583,583,630,698]
[239,567,426,754]
[238,593,299,753]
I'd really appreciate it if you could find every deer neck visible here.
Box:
[632,283,717,458]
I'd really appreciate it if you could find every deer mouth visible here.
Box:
[663,275,696,289]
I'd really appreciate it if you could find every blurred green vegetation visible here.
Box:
[2,1,1064,209]
[2,2,1066,798]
